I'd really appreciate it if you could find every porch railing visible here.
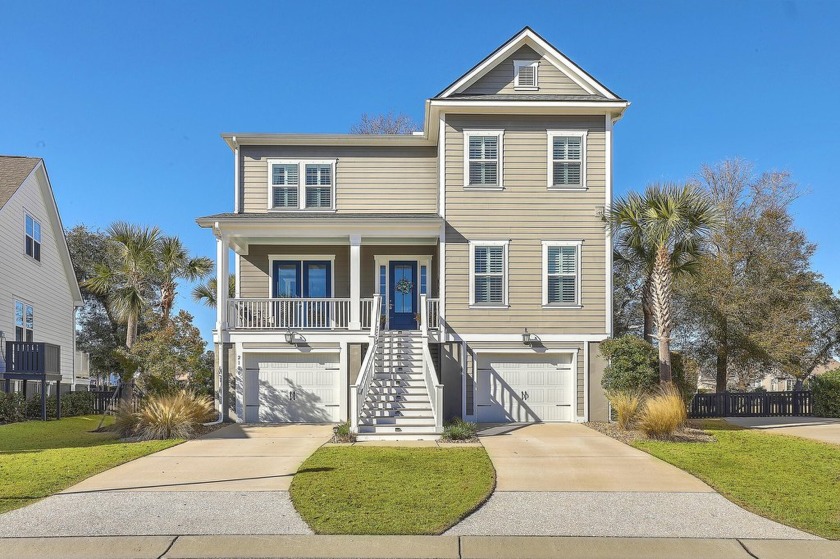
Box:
[350,294,383,434]
[426,298,440,330]
[360,298,374,330]
[5,341,61,374]
[228,298,352,330]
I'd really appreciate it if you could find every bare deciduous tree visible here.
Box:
[350,112,420,134]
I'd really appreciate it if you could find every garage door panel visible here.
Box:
[245,353,340,423]
[476,354,575,423]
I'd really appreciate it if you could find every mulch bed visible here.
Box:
[585,421,716,444]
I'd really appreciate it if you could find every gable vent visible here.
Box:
[514,60,538,89]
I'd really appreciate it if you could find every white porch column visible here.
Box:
[349,234,361,330]
[215,230,230,333]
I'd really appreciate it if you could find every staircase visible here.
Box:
[357,331,439,440]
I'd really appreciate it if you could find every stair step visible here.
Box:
[365,401,432,410]
[368,385,428,395]
[360,416,435,426]
[361,408,433,418]
[357,424,439,435]
[367,393,431,403]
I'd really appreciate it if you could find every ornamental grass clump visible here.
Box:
[115,390,215,440]
[637,384,687,438]
[607,390,644,430]
[442,418,479,441]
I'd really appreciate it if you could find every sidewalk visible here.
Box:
[1,535,838,559]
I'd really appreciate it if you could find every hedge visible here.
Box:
[812,369,840,418]
[0,390,96,423]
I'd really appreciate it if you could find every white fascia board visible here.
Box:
[441,333,609,343]
[430,100,628,110]
[220,133,433,150]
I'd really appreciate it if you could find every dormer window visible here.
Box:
[514,60,539,90]
[267,159,335,211]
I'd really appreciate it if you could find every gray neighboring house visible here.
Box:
[198,27,630,439]
[0,156,85,393]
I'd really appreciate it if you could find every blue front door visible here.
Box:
[389,261,417,330]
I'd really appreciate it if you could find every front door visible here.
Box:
[389,261,417,330]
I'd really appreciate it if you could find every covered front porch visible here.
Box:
[203,213,443,337]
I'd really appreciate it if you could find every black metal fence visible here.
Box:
[689,390,812,418]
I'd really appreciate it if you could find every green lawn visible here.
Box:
[633,420,840,539]
[290,446,495,534]
[0,415,180,514]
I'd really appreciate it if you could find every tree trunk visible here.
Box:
[125,312,137,349]
[652,246,673,384]
[160,282,175,325]
[715,330,728,392]
[642,277,655,344]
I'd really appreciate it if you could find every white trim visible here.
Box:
[583,341,590,422]
[13,299,35,341]
[541,240,583,307]
[234,253,241,298]
[266,158,337,211]
[443,333,609,342]
[233,139,240,213]
[605,115,614,336]
[468,240,509,307]
[438,114,446,219]
[546,130,587,190]
[463,130,504,189]
[513,59,539,90]
[438,29,617,99]
[439,224,446,328]
[267,254,337,298]
[431,100,627,109]
[23,209,42,263]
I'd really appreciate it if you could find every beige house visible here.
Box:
[198,28,629,439]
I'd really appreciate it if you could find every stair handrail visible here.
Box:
[350,293,382,433]
[420,295,444,434]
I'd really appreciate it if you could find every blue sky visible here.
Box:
[2,1,838,345]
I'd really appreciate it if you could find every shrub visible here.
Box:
[442,418,479,441]
[607,390,644,430]
[600,336,659,393]
[115,390,215,440]
[0,392,26,423]
[637,384,687,438]
[332,421,355,443]
[812,369,840,418]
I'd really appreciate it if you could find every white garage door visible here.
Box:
[476,353,575,423]
[244,353,341,423]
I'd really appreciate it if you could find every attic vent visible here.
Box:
[514,60,538,89]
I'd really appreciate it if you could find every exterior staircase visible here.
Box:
[356,331,439,440]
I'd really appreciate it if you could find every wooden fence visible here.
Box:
[689,390,812,418]
[91,388,142,414]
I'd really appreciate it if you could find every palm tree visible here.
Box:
[83,222,160,349]
[158,236,213,323]
[191,276,236,309]
[610,183,718,383]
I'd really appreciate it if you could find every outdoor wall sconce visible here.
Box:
[522,328,534,346]
[284,328,297,345]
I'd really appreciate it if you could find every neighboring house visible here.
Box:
[198,28,629,438]
[758,359,840,392]
[0,156,85,394]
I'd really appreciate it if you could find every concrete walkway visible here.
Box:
[726,416,840,445]
[0,424,333,537]
[447,423,817,539]
[2,535,839,559]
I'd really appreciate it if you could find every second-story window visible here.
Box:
[15,300,34,342]
[464,131,503,188]
[305,164,333,209]
[267,159,335,211]
[271,164,299,208]
[547,131,586,189]
[25,213,41,262]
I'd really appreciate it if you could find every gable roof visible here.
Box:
[435,27,622,100]
[0,156,40,209]
[0,155,83,306]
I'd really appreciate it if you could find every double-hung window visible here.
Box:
[15,301,34,342]
[542,241,582,306]
[267,159,335,210]
[514,60,539,89]
[464,131,503,188]
[547,131,586,189]
[470,241,508,307]
[25,213,41,261]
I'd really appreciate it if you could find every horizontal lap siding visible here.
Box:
[462,46,589,96]
[239,244,439,299]
[444,114,607,335]
[240,146,437,213]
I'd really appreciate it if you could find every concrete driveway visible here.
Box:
[726,416,840,445]
[0,424,333,537]
[447,423,816,539]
